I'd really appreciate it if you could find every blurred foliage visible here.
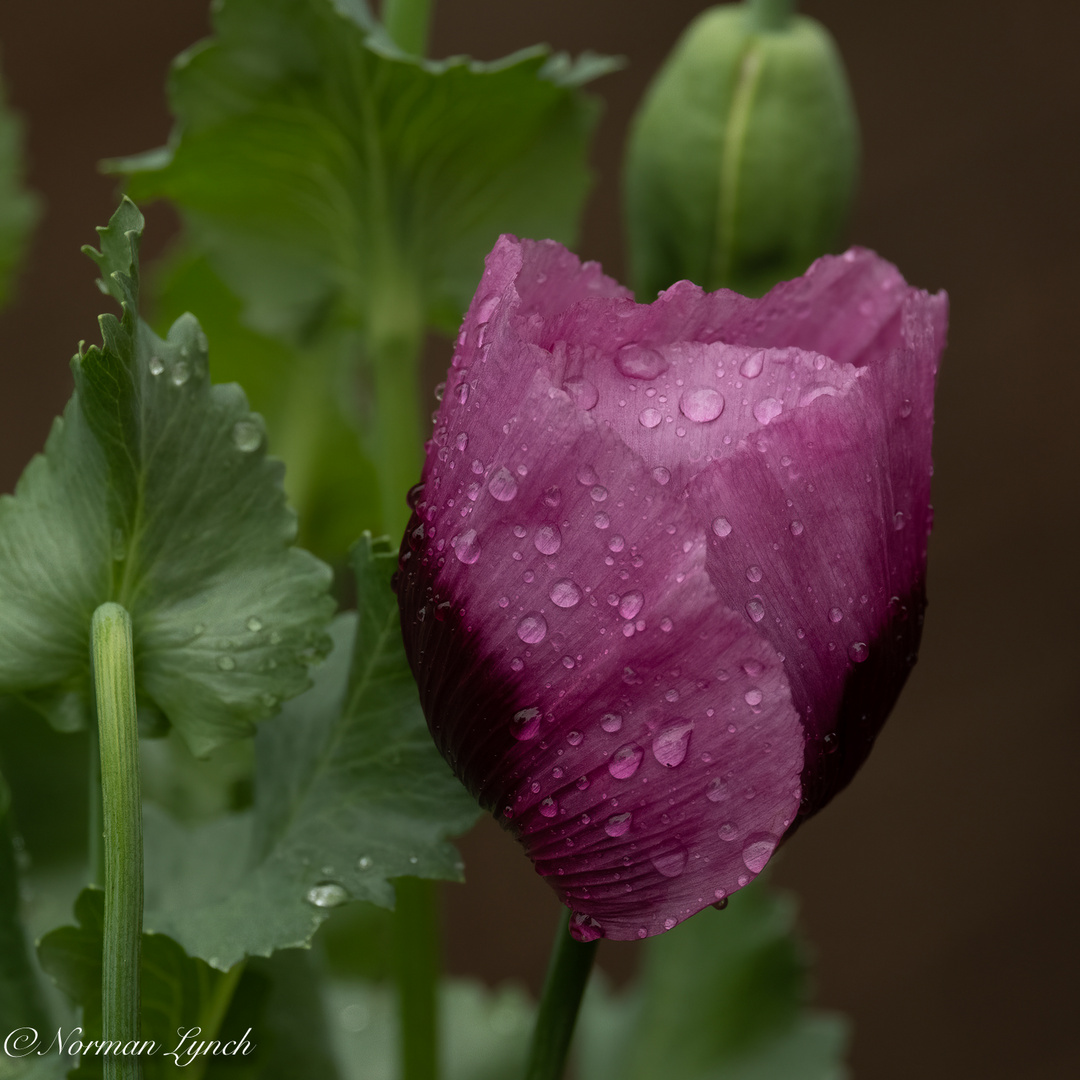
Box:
[0,56,39,310]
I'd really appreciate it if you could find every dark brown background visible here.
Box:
[1,2,1077,1077]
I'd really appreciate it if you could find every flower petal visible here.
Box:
[398,362,803,940]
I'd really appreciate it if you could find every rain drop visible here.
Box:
[454,529,482,564]
[357,856,373,870]
[576,464,599,486]
[567,730,583,746]
[893,510,906,530]
[618,591,644,620]
[652,721,693,767]
[306,882,350,908]
[790,520,804,536]
[534,525,562,555]
[899,398,913,418]
[753,397,783,425]
[746,565,763,583]
[616,343,669,380]
[608,744,643,779]
[679,387,724,423]
[217,656,236,671]
[706,778,730,802]
[638,407,663,429]
[712,517,733,538]
[516,614,548,644]
[550,579,582,608]
[739,351,765,378]
[605,812,632,837]
[539,797,558,818]
[600,712,623,733]
[488,468,518,502]
[608,535,625,553]
[718,823,737,841]
[232,420,261,452]
[746,599,765,622]
[170,360,191,387]
[744,688,763,706]
[828,606,843,623]
[849,641,869,663]
[590,485,608,502]
[148,355,164,376]
[510,707,542,741]
[565,378,599,410]
[456,432,469,452]
[652,848,687,878]
[742,836,777,873]
[652,466,671,485]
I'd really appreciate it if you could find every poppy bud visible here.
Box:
[625,1,859,298]
[397,236,945,941]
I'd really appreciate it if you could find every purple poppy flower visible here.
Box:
[395,236,946,941]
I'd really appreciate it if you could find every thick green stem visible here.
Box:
[91,603,143,1080]
[383,0,434,56]
[394,877,440,1080]
[747,0,797,31]
[523,914,599,1080]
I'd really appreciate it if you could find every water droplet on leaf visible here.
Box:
[232,420,261,452]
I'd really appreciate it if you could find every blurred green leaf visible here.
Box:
[0,199,335,755]
[149,250,379,560]
[0,58,39,310]
[36,888,250,1080]
[577,881,849,1080]
[115,0,614,341]
[323,977,534,1080]
[140,536,478,970]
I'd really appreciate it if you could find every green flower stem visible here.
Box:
[383,0,434,56]
[394,877,441,1080]
[88,720,105,886]
[524,914,599,1080]
[188,961,247,1080]
[91,602,143,1080]
[365,266,426,537]
[747,0,797,31]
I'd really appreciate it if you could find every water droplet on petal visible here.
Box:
[569,913,603,942]
[679,387,724,422]
[510,707,541,740]
[718,823,738,841]
[652,847,687,878]
[746,565,762,583]
[488,467,518,502]
[739,351,765,378]
[744,688,763,706]
[601,712,623,733]
[576,464,599,486]
[652,466,671,485]
[900,398,913,418]
[618,591,644,620]
[828,606,843,623]
[539,797,558,818]
[746,599,765,622]
[707,778,730,802]
[712,517,733,538]
[616,343,669,380]
[790,520,804,536]
[516,614,547,644]
[753,397,783,425]
[565,378,599,410]
[660,617,673,632]
[590,485,608,502]
[534,525,562,555]
[456,432,469,452]
[454,529,481,564]
[232,420,261,452]
[550,579,582,608]
[893,510,906,530]
[742,836,777,873]
[609,744,643,779]
[306,881,350,908]
[638,407,662,429]
[605,812,633,837]
[652,721,693,767]
[849,641,869,663]
[607,535,625,553]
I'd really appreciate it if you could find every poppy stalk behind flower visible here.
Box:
[395,236,945,941]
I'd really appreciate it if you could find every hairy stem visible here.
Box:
[524,914,599,1080]
[91,602,143,1080]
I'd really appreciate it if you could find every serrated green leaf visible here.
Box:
[140,535,478,969]
[149,249,379,560]
[114,0,613,340]
[577,881,850,1080]
[0,199,335,754]
[0,60,40,311]
[35,888,252,1080]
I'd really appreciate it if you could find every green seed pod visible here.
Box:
[625,1,859,298]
